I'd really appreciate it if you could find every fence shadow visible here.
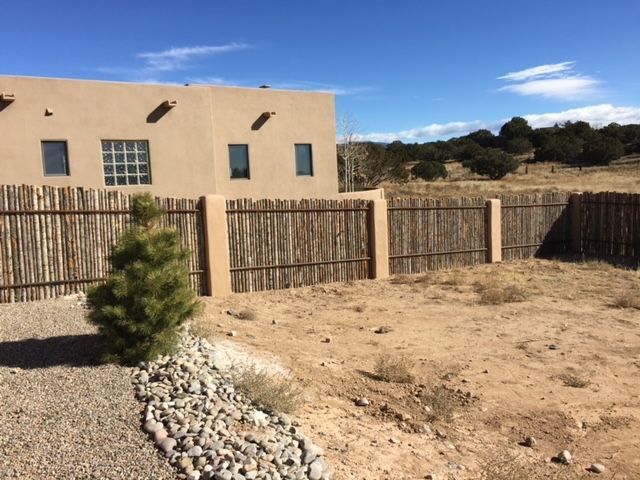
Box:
[0,334,104,369]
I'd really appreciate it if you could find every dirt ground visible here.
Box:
[196,259,640,479]
[385,155,640,197]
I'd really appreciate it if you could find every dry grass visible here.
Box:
[384,155,640,198]
[558,372,591,389]
[233,365,302,414]
[613,290,640,310]
[420,385,459,423]
[474,276,528,305]
[374,353,415,383]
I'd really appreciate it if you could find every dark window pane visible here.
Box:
[127,164,137,174]
[104,164,114,175]
[136,141,147,152]
[104,176,115,186]
[139,163,148,173]
[125,141,136,152]
[115,153,125,163]
[295,144,313,176]
[115,164,126,174]
[114,142,124,152]
[128,175,139,185]
[116,175,127,185]
[229,145,250,179]
[140,174,150,184]
[42,141,69,176]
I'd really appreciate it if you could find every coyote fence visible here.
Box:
[226,198,371,293]
[580,192,640,266]
[387,197,487,275]
[0,185,206,302]
[498,192,571,261]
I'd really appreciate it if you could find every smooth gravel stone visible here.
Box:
[188,446,203,457]
[524,436,537,447]
[158,437,177,453]
[590,463,605,474]
[355,397,369,407]
[144,420,163,433]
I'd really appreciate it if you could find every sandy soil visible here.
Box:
[196,259,640,479]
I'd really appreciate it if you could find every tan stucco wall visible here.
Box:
[0,76,338,199]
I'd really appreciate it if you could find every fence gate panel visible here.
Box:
[498,192,570,261]
[387,197,487,275]
[226,198,370,293]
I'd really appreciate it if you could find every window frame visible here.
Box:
[228,144,251,180]
[100,140,152,187]
[294,143,313,177]
[41,140,70,177]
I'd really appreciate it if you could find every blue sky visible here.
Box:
[2,0,639,142]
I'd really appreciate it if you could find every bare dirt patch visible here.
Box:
[197,259,640,479]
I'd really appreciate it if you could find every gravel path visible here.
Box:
[0,296,176,479]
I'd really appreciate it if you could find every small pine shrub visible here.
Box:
[87,193,201,365]
[474,277,528,305]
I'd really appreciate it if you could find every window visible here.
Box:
[295,144,313,176]
[42,141,69,176]
[229,144,250,179]
[101,140,151,186]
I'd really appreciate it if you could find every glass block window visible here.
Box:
[42,141,70,176]
[229,144,250,179]
[101,140,151,186]
[295,144,313,176]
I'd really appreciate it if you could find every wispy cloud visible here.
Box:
[498,61,576,82]
[498,61,602,100]
[136,43,250,72]
[360,104,640,143]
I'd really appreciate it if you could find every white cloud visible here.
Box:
[498,61,575,81]
[499,76,601,100]
[136,43,249,72]
[498,61,602,100]
[361,120,499,143]
[523,104,640,128]
[359,104,640,143]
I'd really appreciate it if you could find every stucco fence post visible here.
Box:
[368,199,390,279]
[485,199,502,263]
[200,195,232,297]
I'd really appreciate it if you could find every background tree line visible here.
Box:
[337,117,640,190]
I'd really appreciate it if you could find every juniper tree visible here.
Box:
[87,193,201,364]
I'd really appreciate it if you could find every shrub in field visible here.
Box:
[474,277,528,304]
[412,160,448,181]
[463,149,519,180]
[87,193,201,365]
[579,135,625,165]
[233,365,302,414]
[558,372,591,388]
[374,353,415,383]
[420,385,459,423]
[613,290,640,309]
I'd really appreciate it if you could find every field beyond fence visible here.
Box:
[0,185,637,302]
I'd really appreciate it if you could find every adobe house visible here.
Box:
[0,76,338,199]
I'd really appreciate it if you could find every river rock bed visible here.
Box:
[132,334,331,480]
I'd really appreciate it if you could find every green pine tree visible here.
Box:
[87,193,202,365]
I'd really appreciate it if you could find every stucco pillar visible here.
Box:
[201,195,232,296]
[368,199,390,279]
[485,199,502,263]
[569,192,583,255]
